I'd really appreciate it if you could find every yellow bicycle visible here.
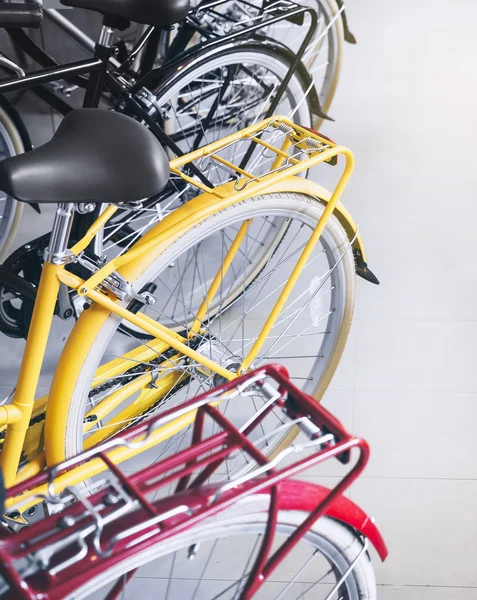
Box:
[0,108,376,513]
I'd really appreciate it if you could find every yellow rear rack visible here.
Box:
[169,116,339,199]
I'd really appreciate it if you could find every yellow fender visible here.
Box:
[125,175,366,269]
[259,177,378,284]
[43,175,367,468]
[261,175,367,262]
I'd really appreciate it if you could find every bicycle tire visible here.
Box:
[0,99,27,262]
[62,493,376,599]
[48,191,355,467]
[310,0,345,129]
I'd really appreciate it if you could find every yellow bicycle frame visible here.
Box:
[0,116,360,509]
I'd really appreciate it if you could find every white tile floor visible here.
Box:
[2,0,477,596]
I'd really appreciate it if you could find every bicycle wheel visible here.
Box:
[55,191,355,465]
[63,495,376,599]
[251,0,344,126]
[0,102,26,262]
[131,0,342,123]
[104,42,312,257]
[182,0,341,127]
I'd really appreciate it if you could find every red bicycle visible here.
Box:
[0,365,387,599]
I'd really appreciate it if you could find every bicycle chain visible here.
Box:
[0,378,140,446]
[87,336,204,429]
[0,411,46,443]
[124,376,191,430]
[0,337,205,448]
[87,344,181,401]
[0,234,49,339]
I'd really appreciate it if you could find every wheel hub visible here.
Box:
[194,337,241,386]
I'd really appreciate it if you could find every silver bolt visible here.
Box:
[59,515,76,528]
[103,493,120,506]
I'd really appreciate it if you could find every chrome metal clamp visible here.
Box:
[75,253,156,306]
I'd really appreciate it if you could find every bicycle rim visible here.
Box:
[62,192,355,467]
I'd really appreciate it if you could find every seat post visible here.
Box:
[82,19,117,109]
[44,203,75,265]
[98,24,115,48]
[83,13,131,109]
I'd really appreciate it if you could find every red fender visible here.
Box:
[277,479,388,561]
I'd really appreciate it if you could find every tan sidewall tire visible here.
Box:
[311,0,345,130]
[0,106,25,262]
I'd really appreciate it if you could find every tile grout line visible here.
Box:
[349,286,361,503]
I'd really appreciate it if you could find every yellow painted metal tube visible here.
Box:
[189,219,251,335]
[58,272,227,379]
[84,371,153,430]
[167,116,295,170]
[240,150,355,371]
[82,287,236,383]
[44,312,122,465]
[57,270,236,382]
[77,145,348,297]
[252,136,298,164]
[84,371,183,449]
[271,135,294,171]
[0,392,47,431]
[15,452,46,484]
[209,155,255,180]
[83,354,181,434]
[70,204,118,255]
[6,406,202,512]
[92,338,171,385]
[59,271,176,338]
[1,262,61,487]
[247,175,365,262]
[0,406,20,428]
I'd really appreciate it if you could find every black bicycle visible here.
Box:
[0,0,336,340]
[33,0,351,117]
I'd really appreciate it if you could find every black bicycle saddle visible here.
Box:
[60,0,190,28]
[0,109,170,205]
